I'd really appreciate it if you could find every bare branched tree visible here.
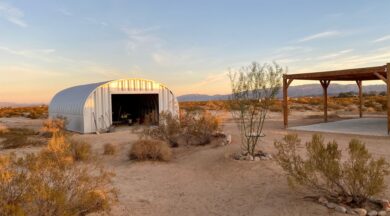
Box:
[228,62,283,156]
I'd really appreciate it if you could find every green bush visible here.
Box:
[274,134,389,207]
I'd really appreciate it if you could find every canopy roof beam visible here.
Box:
[282,63,389,135]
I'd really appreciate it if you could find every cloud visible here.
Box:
[372,35,390,43]
[84,17,108,27]
[298,31,341,42]
[317,49,354,60]
[122,26,163,53]
[0,2,27,27]
[0,46,58,61]
[58,8,72,16]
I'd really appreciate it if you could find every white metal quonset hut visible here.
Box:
[49,78,179,133]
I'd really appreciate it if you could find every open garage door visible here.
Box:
[111,94,159,125]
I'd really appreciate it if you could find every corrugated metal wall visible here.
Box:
[83,79,179,133]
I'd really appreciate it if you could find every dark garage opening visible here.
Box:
[111,94,159,125]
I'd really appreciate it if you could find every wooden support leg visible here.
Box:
[320,80,331,122]
[283,77,293,128]
[356,80,363,118]
[283,77,288,128]
[387,63,390,135]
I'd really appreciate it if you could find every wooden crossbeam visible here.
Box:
[287,79,294,88]
[374,72,388,84]
[320,80,331,88]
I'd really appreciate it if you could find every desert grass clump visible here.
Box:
[274,134,390,207]
[70,139,92,161]
[103,143,117,155]
[129,139,172,161]
[0,119,116,216]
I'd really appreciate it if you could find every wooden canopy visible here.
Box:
[283,63,390,135]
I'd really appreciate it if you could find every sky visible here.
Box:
[0,0,390,103]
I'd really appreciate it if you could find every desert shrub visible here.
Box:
[0,124,9,134]
[337,91,356,98]
[0,106,48,119]
[103,143,117,155]
[0,128,42,149]
[181,110,220,145]
[41,118,68,138]
[1,135,29,149]
[70,139,92,161]
[129,139,172,161]
[274,134,389,207]
[142,112,182,146]
[228,62,283,156]
[0,125,116,215]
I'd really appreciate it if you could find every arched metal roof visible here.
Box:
[49,78,175,116]
[49,81,110,116]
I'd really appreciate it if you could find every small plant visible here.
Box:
[70,139,92,161]
[103,143,117,155]
[274,134,390,207]
[129,139,172,161]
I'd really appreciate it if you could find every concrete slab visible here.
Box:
[289,118,389,137]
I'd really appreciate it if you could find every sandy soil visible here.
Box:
[1,111,390,216]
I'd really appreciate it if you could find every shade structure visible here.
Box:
[282,63,390,135]
[49,78,179,133]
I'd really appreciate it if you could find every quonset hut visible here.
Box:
[49,78,179,133]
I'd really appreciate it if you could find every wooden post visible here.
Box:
[283,77,293,128]
[283,77,288,128]
[356,80,363,118]
[387,63,390,135]
[320,80,331,122]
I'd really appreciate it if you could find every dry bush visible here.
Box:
[1,135,29,149]
[129,139,172,161]
[0,124,9,134]
[0,105,48,119]
[142,111,181,147]
[103,143,116,155]
[0,128,42,149]
[70,139,92,162]
[142,110,221,146]
[0,121,116,216]
[274,134,389,207]
[181,110,220,145]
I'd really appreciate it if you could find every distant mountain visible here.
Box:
[177,84,387,102]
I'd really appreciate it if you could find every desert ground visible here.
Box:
[1,111,390,216]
